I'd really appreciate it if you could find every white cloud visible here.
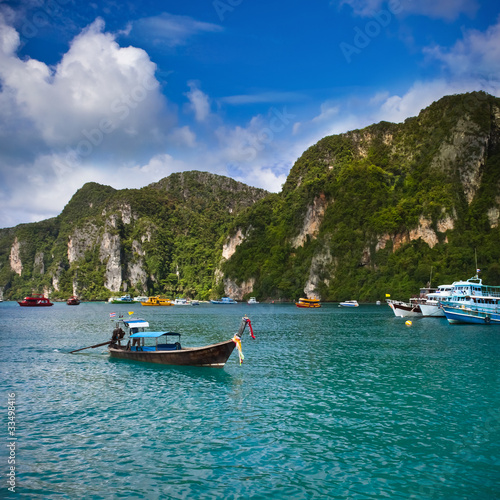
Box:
[425,17,500,80]
[208,109,298,193]
[167,126,197,148]
[376,81,460,122]
[0,153,108,226]
[234,165,288,193]
[131,12,222,47]
[292,101,339,136]
[219,91,305,105]
[339,0,478,21]
[0,16,19,54]
[0,17,173,152]
[185,81,211,122]
[131,153,190,180]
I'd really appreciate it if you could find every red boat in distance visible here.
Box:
[66,296,80,305]
[18,294,54,307]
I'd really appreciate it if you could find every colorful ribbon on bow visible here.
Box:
[232,335,244,364]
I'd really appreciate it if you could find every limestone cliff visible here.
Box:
[9,237,22,276]
[68,223,100,263]
[291,194,328,248]
[100,230,122,292]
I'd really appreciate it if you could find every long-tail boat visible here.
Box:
[106,316,254,367]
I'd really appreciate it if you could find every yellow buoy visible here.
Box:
[405,320,412,326]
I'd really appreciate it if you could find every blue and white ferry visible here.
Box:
[440,275,500,325]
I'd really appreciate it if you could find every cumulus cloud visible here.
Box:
[425,17,500,80]
[185,81,211,122]
[167,126,197,148]
[0,17,173,154]
[209,109,297,193]
[131,153,191,179]
[0,152,110,227]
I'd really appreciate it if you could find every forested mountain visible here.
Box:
[1,91,499,302]
[222,91,500,301]
[0,172,268,300]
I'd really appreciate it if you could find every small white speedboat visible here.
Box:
[339,300,359,307]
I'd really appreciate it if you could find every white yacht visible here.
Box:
[419,285,454,317]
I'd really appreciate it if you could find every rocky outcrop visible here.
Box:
[128,260,147,292]
[292,194,328,248]
[224,277,255,300]
[34,251,44,275]
[9,237,22,275]
[128,240,147,292]
[431,117,488,204]
[303,247,332,298]
[488,207,499,228]
[132,240,145,256]
[119,203,134,225]
[51,265,64,291]
[409,217,439,248]
[99,231,121,292]
[68,224,100,263]
[222,229,245,260]
[373,213,455,255]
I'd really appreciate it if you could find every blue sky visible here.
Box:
[0,0,499,227]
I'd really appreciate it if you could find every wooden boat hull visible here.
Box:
[109,339,237,367]
[295,303,320,308]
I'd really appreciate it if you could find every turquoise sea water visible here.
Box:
[0,301,499,499]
